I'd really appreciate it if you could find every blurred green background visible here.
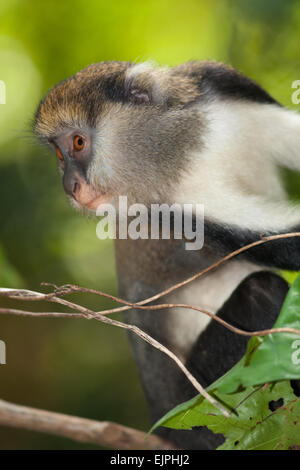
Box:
[1,0,300,449]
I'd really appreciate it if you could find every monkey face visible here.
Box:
[35,61,202,211]
[47,127,111,210]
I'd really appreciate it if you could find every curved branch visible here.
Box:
[0,288,230,417]
[0,399,177,450]
[96,232,300,315]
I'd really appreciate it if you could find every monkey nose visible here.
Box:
[63,174,80,199]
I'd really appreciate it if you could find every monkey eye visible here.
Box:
[73,135,86,152]
[56,147,64,161]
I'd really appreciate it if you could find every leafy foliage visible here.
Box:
[152,274,300,449]
[217,273,300,393]
[153,382,300,450]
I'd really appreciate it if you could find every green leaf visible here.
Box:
[153,381,300,450]
[221,389,300,450]
[152,274,300,449]
[217,382,299,450]
[218,273,300,393]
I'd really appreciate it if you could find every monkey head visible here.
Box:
[34,61,203,211]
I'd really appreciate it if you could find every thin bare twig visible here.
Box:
[0,288,230,417]
[94,232,300,316]
[1,300,300,339]
[41,284,300,338]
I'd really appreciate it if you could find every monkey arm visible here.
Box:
[164,196,300,271]
[165,191,300,270]
[202,219,300,271]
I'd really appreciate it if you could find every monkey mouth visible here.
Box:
[69,179,112,211]
[85,194,112,210]
[73,193,112,211]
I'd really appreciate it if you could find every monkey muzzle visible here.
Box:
[63,171,110,211]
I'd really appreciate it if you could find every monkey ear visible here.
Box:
[128,87,151,105]
[125,62,200,107]
[125,63,165,106]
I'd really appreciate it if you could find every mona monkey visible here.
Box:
[35,61,300,449]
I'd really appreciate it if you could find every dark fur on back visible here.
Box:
[172,61,279,105]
